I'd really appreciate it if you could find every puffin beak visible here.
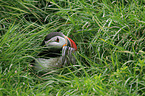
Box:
[66,37,77,51]
[61,36,77,64]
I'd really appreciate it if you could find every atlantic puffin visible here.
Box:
[33,32,77,72]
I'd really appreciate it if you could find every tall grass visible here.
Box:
[0,0,145,95]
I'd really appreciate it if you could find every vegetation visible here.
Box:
[0,0,145,95]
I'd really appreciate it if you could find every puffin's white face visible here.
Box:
[44,36,66,49]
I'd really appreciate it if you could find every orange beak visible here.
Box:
[63,36,77,51]
[66,37,77,51]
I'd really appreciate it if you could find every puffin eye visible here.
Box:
[56,38,59,42]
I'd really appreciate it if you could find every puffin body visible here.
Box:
[34,32,77,72]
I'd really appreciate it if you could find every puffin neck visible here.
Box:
[38,47,62,58]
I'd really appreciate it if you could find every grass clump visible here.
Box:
[0,0,145,95]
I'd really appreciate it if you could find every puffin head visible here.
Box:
[41,32,77,51]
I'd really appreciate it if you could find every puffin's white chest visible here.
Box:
[34,57,63,72]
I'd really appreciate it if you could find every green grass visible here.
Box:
[0,0,145,95]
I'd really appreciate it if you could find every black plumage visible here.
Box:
[37,48,62,58]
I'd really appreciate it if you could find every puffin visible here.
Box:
[33,32,77,72]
